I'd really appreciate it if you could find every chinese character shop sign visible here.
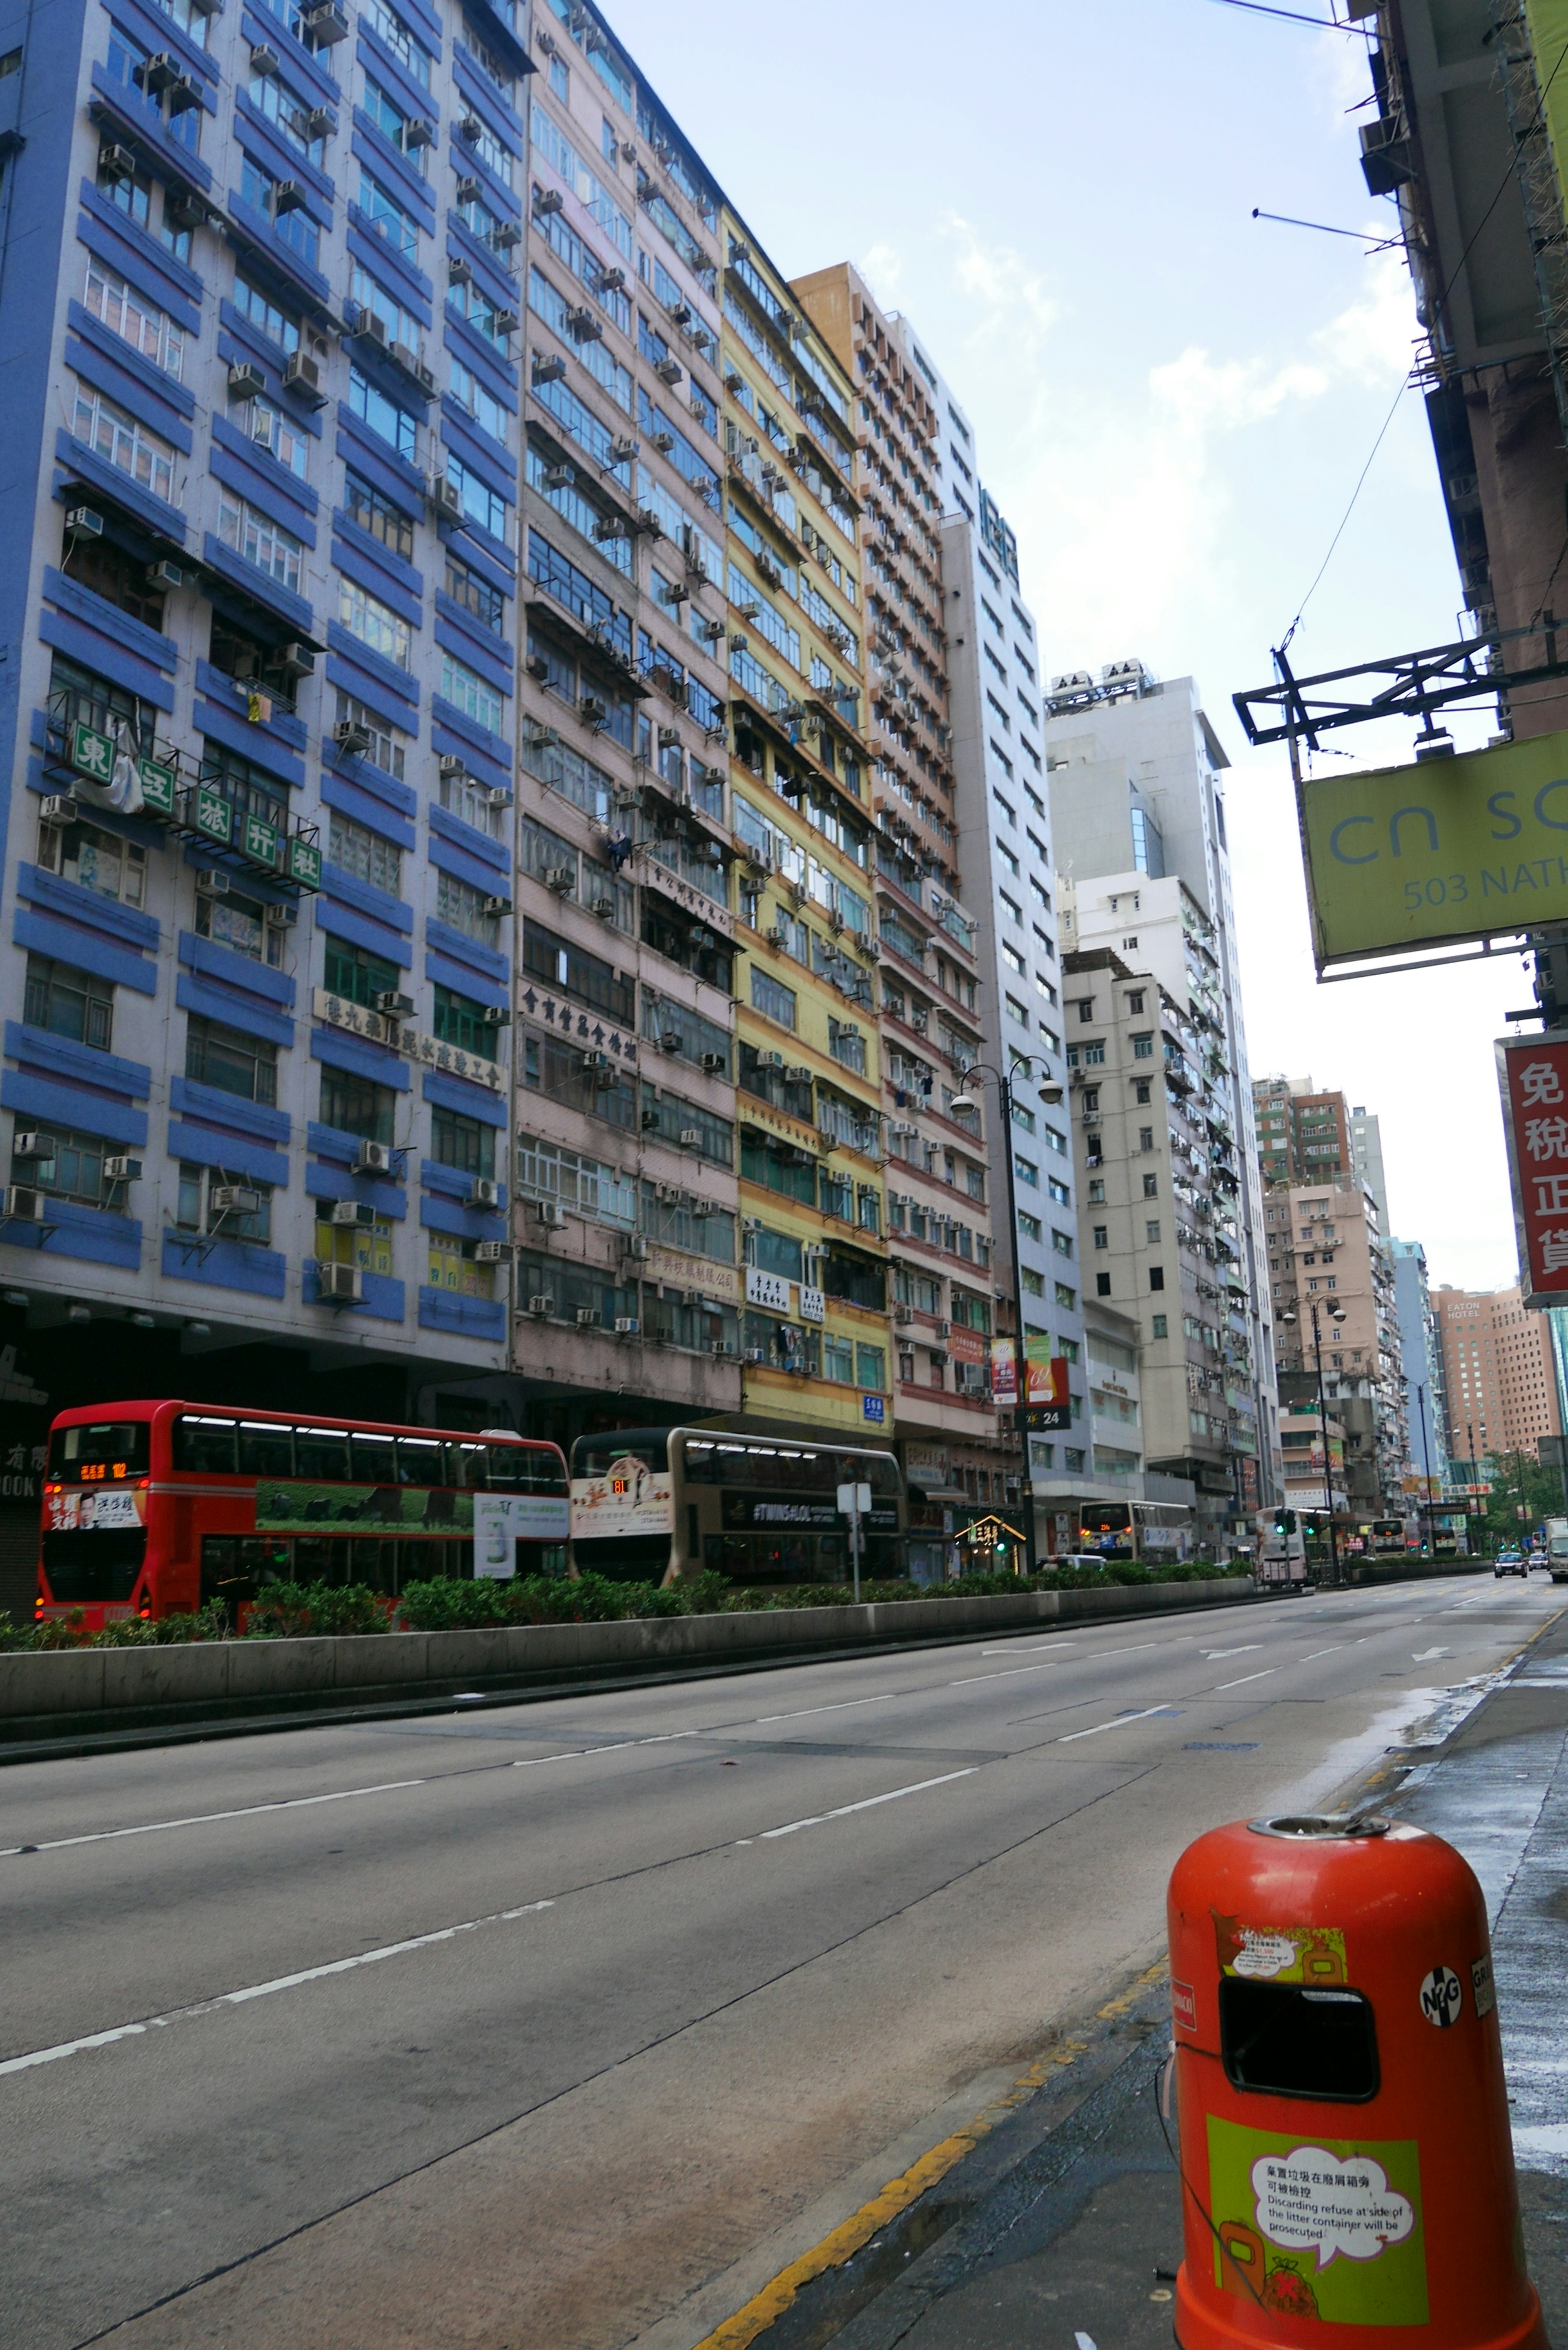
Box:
[1498,1034,1568,1303]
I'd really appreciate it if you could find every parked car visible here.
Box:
[1494,1548,1529,1579]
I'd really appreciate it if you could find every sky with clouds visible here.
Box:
[599,0,1521,1290]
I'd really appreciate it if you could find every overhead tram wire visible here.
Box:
[1276,23,1568,658]
[1206,0,1368,28]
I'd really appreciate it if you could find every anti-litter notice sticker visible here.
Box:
[1212,1911,1349,1984]
[1207,2117,1427,2324]
[1472,1953,1497,2020]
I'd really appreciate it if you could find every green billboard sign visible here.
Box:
[1301,728,1568,971]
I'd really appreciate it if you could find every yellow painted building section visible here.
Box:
[1526,0,1568,216]
[719,208,890,1432]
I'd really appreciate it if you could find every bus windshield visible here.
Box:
[572,1432,670,1479]
[48,1421,151,1482]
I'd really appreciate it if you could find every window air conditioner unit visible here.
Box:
[103,1156,142,1182]
[301,0,348,41]
[474,1240,512,1263]
[39,796,75,823]
[375,989,414,1017]
[655,358,683,387]
[331,1200,378,1227]
[195,871,230,896]
[480,1003,510,1026]
[743,1345,767,1364]
[710,1340,735,1357]
[428,476,462,520]
[699,1051,726,1074]
[613,1316,639,1334]
[785,1065,812,1084]
[482,895,512,918]
[212,1185,261,1214]
[355,1139,392,1174]
[272,178,308,216]
[679,1128,702,1147]
[934,1320,952,1339]
[576,1306,601,1327]
[639,1109,659,1130]
[493,310,519,338]
[279,642,314,677]
[437,754,468,781]
[98,144,137,183]
[544,865,574,893]
[11,1134,53,1161]
[0,1188,44,1221]
[485,782,514,808]
[406,116,435,147]
[248,41,280,72]
[527,1294,555,1316]
[265,900,297,927]
[455,176,482,205]
[147,560,185,590]
[533,1201,567,1228]
[459,113,485,143]
[532,355,568,386]
[590,896,615,920]
[623,1235,649,1260]
[227,361,266,399]
[469,1177,501,1207]
[659,1030,685,1053]
[65,507,103,538]
[302,106,332,142]
[314,1263,362,1302]
[333,719,372,754]
[894,1305,914,1325]
[281,350,324,403]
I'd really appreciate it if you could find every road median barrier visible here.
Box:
[0,1573,1263,1751]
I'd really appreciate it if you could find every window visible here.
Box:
[24,956,112,1051]
[240,154,318,266]
[440,764,506,839]
[59,535,167,631]
[450,357,510,443]
[71,381,175,502]
[1014,1154,1038,1188]
[1017,1211,1041,1243]
[13,1124,119,1212]
[1088,1179,1105,1203]
[319,1066,397,1145]
[348,365,418,462]
[38,816,145,908]
[750,967,796,1030]
[1005,994,1027,1028]
[448,452,509,540]
[445,555,506,633]
[441,653,504,733]
[363,0,430,80]
[219,493,303,593]
[339,577,412,669]
[84,257,183,379]
[1131,1032,1154,1059]
[1152,1313,1168,1339]
[327,811,403,897]
[1051,1228,1073,1257]
[1134,1080,1151,1105]
[436,869,500,946]
[1096,1272,1111,1297]
[1149,1266,1165,1292]
[433,984,496,1054]
[1143,1173,1158,1198]
[197,882,283,966]
[231,391,309,481]
[185,1015,278,1107]
[362,75,427,171]
[344,471,414,562]
[323,935,400,1008]
[318,1205,392,1277]
[334,693,407,780]
[1139,1126,1154,1152]
[1145,1219,1161,1244]
[856,1342,886,1392]
[430,1104,495,1181]
[175,1161,272,1250]
[460,110,514,189]
[249,63,326,164]
[1055,1284,1076,1310]
[234,270,300,355]
[1092,1225,1108,1250]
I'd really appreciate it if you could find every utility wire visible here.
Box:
[1278,26,1568,654]
[1208,0,1367,29]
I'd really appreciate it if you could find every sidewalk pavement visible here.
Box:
[781,1600,1568,2350]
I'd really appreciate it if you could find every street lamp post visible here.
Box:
[1467,1418,1483,1554]
[1414,1380,1437,1559]
[1279,1297,1348,1587]
[951,1056,1059,1584]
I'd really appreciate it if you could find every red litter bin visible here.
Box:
[1167,1811,1545,2347]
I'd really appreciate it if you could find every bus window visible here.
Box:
[447,1440,489,1489]
[238,1421,294,1478]
[296,1426,351,1482]
[574,1434,669,1479]
[486,1443,524,1490]
[170,1416,237,1475]
[516,1449,568,1494]
[50,1419,152,1479]
[397,1436,447,1488]
[350,1431,399,1486]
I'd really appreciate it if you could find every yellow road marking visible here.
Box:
[688,1959,1167,2350]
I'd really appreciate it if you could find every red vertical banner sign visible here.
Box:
[1497,1033,1568,1305]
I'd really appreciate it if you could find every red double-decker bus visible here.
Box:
[38,1401,570,1626]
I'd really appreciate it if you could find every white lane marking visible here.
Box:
[753,1695,901,1725]
[1303,1645,1348,1661]
[0,1898,555,2080]
[953,1635,1183,1686]
[949,1661,1070,1686]
[1058,1706,1180,1744]
[512,1731,700,1768]
[1089,1639,1189,1660]
[979,1643,1080,1656]
[757,1770,977,1840]
[1412,1648,1451,1662]
[1202,1646,1262,1660]
[1214,1668,1280,1691]
[0,1780,426,1861]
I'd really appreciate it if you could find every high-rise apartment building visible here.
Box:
[0,0,545,1430]
[941,467,1084,1519]
[1350,1105,1390,1235]
[1252,1078,1352,1189]
[1392,1238,1450,1494]
[1045,664,1270,1520]
[1265,1177,1407,1508]
[790,266,1001,1508]
[1434,1285,1564,1468]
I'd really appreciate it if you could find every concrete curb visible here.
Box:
[0,1577,1261,1746]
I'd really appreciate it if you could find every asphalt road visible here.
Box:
[2,1573,1559,2350]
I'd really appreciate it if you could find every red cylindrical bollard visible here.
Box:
[1167,1811,1545,2347]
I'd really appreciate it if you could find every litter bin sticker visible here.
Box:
[1212,1911,1349,1983]
[1207,2117,1427,2323]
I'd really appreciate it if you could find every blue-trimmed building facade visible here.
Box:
[0,0,530,1420]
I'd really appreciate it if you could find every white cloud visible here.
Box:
[858,242,904,308]
[1314,247,1419,385]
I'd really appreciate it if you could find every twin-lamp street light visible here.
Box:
[1278,1296,1347,1586]
[950,1055,1062,1583]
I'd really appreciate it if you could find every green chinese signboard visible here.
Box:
[69,720,114,784]
[1301,728,1568,971]
[244,813,281,868]
[288,833,321,889]
[194,784,232,845]
[139,759,176,815]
